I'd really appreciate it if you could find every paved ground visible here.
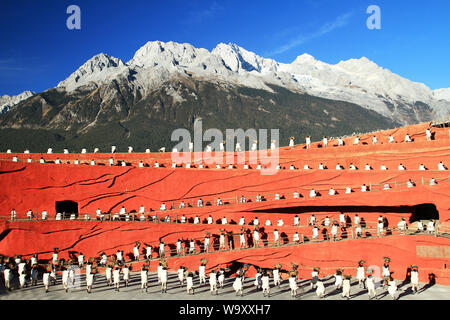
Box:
[0,272,448,300]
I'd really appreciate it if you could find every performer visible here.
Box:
[78,252,84,268]
[157,262,163,283]
[199,259,207,285]
[218,268,225,288]
[382,257,391,287]
[316,278,326,298]
[382,276,394,299]
[113,266,121,291]
[116,250,123,263]
[43,264,51,293]
[219,231,226,250]
[270,140,276,151]
[312,226,319,241]
[86,266,95,294]
[204,234,211,253]
[141,264,149,292]
[324,216,330,227]
[123,264,130,287]
[105,264,113,286]
[310,214,316,226]
[254,268,262,290]
[289,270,299,297]
[261,271,270,297]
[133,243,140,261]
[311,267,319,290]
[31,264,38,286]
[233,272,244,296]
[52,249,59,264]
[177,266,185,286]
[293,232,300,243]
[186,272,195,295]
[357,260,366,288]
[404,133,412,142]
[273,264,281,287]
[145,245,152,260]
[209,270,218,295]
[10,209,17,221]
[339,212,346,226]
[176,239,183,255]
[388,135,395,143]
[355,224,362,238]
[253,227,260,247]
[342,275,351,299]
[160,266,168,293]
[293,215,300,226]
[3,264,12,291]
[322,136,328,148]
[273,229,280,246]
[305,136,311,149]
[334,268,343,289]
[50,263,57,285]
[331,223,338,241]
[289,136,295,149]
[438,161,447,171]
[159,241,165,257]
[62,265,69,292]
[189,239,196,254]
[410,265,419,294]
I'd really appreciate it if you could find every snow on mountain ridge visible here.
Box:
[57,53,127,91]
[0,90,35,113]
[53,40,450,123]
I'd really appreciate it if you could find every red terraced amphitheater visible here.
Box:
[1,121,449,284]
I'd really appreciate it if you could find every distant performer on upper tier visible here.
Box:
[426,128,432,141]
[404,133,412,142]
[438,161,447,171]
[389,135,395,143]
[289,137,295,149]
[305,136,311,149]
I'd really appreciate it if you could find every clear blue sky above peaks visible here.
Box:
[0,0,449,95]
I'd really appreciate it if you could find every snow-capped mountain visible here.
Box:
[57,53,128,91]
[53,40,449,125]
[0,90,35,113]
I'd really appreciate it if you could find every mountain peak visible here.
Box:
[0,90,35,113]
[292,53,317,64]
[57,53,126,91]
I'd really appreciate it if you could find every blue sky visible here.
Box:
[1,0,449,95]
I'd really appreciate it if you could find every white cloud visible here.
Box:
[267,12,354,56]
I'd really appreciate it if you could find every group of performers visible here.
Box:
[0,251,422,299]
